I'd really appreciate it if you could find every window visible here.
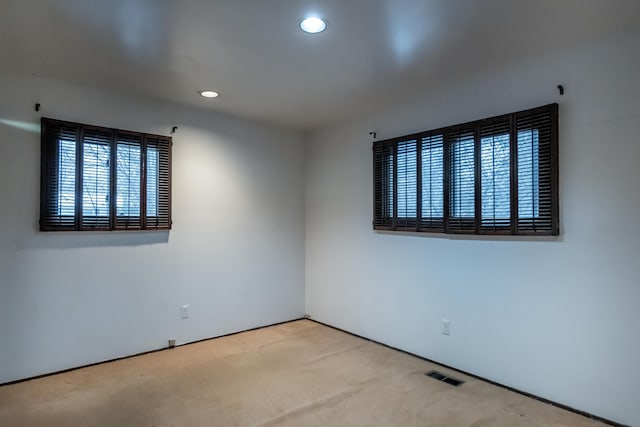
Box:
[373,104,558,235]
[40,118,172,231]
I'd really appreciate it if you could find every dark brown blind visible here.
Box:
[447,126,476,233]
[115,132,143,230]
[515,106,558,234]
[373,141,394,229]
[420,134,444,231]
[81,128,112,230]
[479,118,511,233]
[396,138,417,229]
[40,121,78,230]
[372,103,558,236]
[40,118,172,232]
[145,135,172,229]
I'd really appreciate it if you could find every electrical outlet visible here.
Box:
[181,304,190,319]
[168,338,176,348]
[442,319,451,336]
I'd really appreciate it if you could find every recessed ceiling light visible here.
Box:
[199,90,219,98]
[300,17,327,34]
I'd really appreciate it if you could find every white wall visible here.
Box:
[306,29,640,426]
[0,71,306,383]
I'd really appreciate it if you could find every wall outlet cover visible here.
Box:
[442,319,451,336]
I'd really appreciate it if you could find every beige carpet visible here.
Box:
[0,320,605,426]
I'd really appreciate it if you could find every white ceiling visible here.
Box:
[1,0,639,131]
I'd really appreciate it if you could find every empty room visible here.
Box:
[1,1,639,426]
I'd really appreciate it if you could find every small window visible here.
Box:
[40,118,172,231]
[373,104,558,236]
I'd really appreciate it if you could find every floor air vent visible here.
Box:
[425,370,464,386]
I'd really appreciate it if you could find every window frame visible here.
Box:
[40,117,172,232]
[372,103,559,236]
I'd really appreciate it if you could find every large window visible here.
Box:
[373,104,558,235]
[40,118,172,231]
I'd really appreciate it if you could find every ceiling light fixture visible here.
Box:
[199,90,219,98]
[300,16,327,34]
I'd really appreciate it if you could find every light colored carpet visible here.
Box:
[0,320,605,426]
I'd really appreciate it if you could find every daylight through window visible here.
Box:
[40,118,171,231]
[373,104,558,236]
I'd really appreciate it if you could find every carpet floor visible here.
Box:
[0,319,605,426]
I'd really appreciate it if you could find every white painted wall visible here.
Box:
[0,71,306,384]
[305,29,640,426]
